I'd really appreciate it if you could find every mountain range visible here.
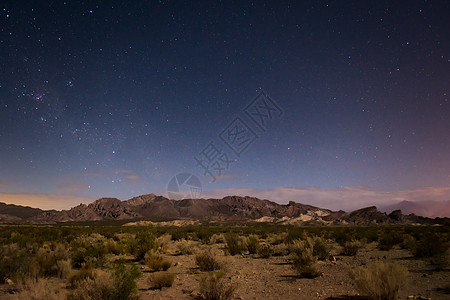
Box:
[0,194,448,225]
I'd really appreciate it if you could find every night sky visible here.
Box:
[0,1,449,211]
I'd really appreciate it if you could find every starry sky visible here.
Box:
[0,1,449,211]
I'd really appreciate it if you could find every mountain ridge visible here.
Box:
[0,194,448,225]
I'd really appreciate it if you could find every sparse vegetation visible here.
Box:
[0,224,448,299]
[351,261,408,300]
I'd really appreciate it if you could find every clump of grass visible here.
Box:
[257,244,273,258]
[196,250,221,271]
[70,261,141,300]
[145,253,172,271]
[271,243,289,256]
[224,233,246,256]
[147,272,176,289]
[210,233,225,244]
[176,239,196,255]
[350,261,408,300]
[69,263,95,287]
[199,271,235,300]
[291,247,321,278]
[13,277,63,300]
[341,241,361,256]
[246,235,259,254]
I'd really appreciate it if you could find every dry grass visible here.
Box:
[350,261,409,300]
[147,272,176,289]
[199,271,235,300]
[196,250,222,271]
[145,252,172,271]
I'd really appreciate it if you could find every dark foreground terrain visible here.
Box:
[0,223,449,300]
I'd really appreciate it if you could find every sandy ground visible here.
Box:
[137,241,449,300]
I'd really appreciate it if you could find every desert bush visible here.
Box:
[145,253,172,271]
[196,250,221,271]
[290,236,331,260]
[271,243,289,256]
[285,228,305,244]
[0,244,34,283]
[210,233,225,244]
[224,233,246,256]
[69,263,95,287]
[350,261,408,300]
[291,247,321,278]
[156,234,172,253]
[412,233,448,258]
[12,277,65,300]
[246,235,259,254]
[56,259,72,278]
[176,239,196,255]
[127,231,158,261]
[257,244,273,258]
[69,270,114,300]
[147,272,176,289]
[111,260,142,300]
[196,228,214,244]
[267,232,288,245]
[312,236,332,260]
[378,231,402,251]
[341,241,361,256]
[399,234,415,250]
[199,271,235,300]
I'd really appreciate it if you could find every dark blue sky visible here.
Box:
[0,1,449,209]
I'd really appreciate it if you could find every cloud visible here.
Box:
[114,169,133,174]
[201,186,450,212]
[82,172,103,177]
[58,184,91,191]
[0,193,94,210]
[125,175,141,183]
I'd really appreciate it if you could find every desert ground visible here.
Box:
[0,224,449,300]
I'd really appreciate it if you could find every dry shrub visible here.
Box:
[56,259,72,279]
[68,270,113,300]
[224,233,246,256]
[145,252,172,271]
[341,241,361,256]
[267,232,288,245]
[69,261,141,300]
[176,239,196,255]
[12,277,65,300]
[199,271,235,300]
[210,233,225,244]
[351,261,408,300]
[257,244,273,258]
[196,250,221,271]
[68,263,95,287]
[147,272,176,289]
[291,247,321,278]
[272,243,289,256]
[246,235,259,254]
[156,234,172,253]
